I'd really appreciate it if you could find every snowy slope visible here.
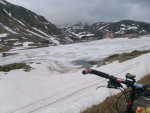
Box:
[0,0,7,5]
[0,33,8,37]
[0,0,61,51]
[0,36,150,113]
[91,20,150,37]
[1,36,150,66]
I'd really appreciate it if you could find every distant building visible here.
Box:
[103,32,114,38]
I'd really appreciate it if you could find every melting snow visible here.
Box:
[22,42,33,48]
[12,17,26,27]
[0,23,17,34]
[0,36,150,113]
[26,29,59,45]
[0,0,7,5]
[26,29,47,39]
[49,37,60,45]
[32,27,49,37]
[0,33,8,37]
[98,24,109,31]
[3,9,12,16]
[127,26,138,30]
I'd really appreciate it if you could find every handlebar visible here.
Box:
[83,68,150,113]
[82,68,113,79]
[82,68,150,90]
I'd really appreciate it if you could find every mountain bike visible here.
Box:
[82,68,150,113]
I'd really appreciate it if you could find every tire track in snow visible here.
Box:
[8,81,105,113]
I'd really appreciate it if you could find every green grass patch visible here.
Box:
[81,74,150,113]
[0,63,32,72]
[89,50,150,66]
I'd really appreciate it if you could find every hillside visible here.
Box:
[1,0,150,52]
[91,20,150,37]
[0,0,61,51]
[62,20,150,40]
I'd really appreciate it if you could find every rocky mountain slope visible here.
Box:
[61,23,97,42]
[0,0,61,52]
[91,20,150,37]
[62,20,150,40]
[1,0,150,52]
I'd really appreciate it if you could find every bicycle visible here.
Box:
[82,68,150,113]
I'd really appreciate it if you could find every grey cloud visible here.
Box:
[6,0,150,24]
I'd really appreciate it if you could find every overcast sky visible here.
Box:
[6,0,150,25]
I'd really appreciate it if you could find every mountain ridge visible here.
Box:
[0,0,63,52]
[1,0,150,52]
[62,20,150,40]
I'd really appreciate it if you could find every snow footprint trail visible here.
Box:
[8,81,104,113]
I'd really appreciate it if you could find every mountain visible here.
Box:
[1,0,150,52]
[0,0,61,52]
[61,23,97,43]
[91,20,150,37]
[62,20,150,40]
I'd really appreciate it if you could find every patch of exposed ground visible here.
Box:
[89,50,150,67]
[0,63,32,72]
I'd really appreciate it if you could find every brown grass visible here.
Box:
[0,63,32,72]
[81,74,150,113]
[138,74,150,85]
[89,50,150,66]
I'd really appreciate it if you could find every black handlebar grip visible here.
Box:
[82,68,111,79]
